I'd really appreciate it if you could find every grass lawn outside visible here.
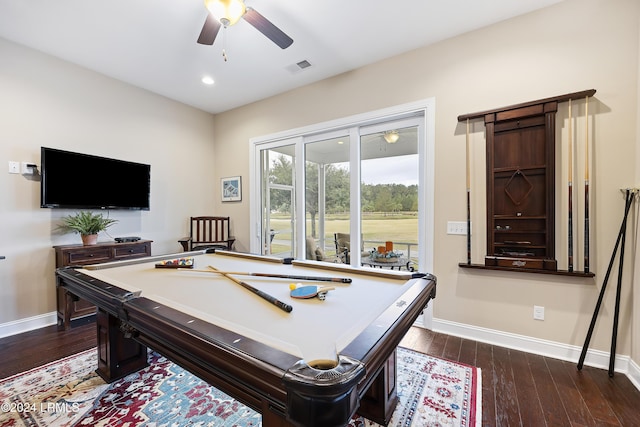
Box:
[268,213,419,261]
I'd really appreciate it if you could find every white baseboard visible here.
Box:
[432,317,640,392]
[628,358,640,391]
[0,312,57,339]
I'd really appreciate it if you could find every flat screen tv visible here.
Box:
[41,147,151,210]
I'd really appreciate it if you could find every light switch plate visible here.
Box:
[447,221,469,235]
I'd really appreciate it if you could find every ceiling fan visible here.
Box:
[197,0,293,49]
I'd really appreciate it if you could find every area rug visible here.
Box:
[0,347,480,427]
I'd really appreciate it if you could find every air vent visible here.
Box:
[285,59,312,74]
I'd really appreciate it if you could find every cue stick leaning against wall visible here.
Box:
[577,189,635,375]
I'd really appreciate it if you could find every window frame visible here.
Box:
[249,98,435,275]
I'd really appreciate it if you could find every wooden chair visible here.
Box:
[179,216,235,251]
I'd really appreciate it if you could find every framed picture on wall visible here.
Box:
[221,176,242,202]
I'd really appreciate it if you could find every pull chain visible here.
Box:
[221,25,228,62]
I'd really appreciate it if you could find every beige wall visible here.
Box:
[212,0,639,360]
[1,0,638,367]
[0,38,216,324]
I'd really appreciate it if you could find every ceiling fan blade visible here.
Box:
[197,12,221,45]
[243,7,293,49]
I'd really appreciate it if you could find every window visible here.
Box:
[250,99,435,276]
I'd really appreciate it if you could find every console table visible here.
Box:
[54,240,152,329]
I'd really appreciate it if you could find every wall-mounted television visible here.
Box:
[41,147,151,210]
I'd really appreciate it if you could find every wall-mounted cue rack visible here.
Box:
[458,89,596,277]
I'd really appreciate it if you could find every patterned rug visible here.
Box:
[0,347,480,427]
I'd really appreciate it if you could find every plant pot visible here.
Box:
[81,234,98,245]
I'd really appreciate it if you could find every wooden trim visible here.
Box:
[457,89,596,122]
[459,262,595,277]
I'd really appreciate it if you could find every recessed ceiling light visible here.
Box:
[202,76,215,85]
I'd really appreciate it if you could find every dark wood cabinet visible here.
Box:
[54,240,152,329]
[458,89,596,275]
[483,103,557,270]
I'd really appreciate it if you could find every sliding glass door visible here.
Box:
[304,131,351,261]
[250,100,434,276]
[259,144,296,257]
[360,121,420,269]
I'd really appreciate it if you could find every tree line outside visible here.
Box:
[268,155,419,259]
[270,155,418,218]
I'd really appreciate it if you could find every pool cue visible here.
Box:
[184,268,352,283]
[466,118,471,265]
[208,266,293,313]
[584,96,590,273]
[577,190,634,371]
[568,99,574,272]
[609,190,630,377]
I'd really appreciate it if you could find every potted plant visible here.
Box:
[58,211,118,245]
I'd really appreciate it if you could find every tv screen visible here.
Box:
[41,147,151,210]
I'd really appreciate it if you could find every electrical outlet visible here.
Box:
[21,162,31,175]
[447,221,469,235]
[533,305,545,320]
[8,161,20,174]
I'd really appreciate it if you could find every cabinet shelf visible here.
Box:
[495,243,545,249]
[493,215,546,219]
[494,230,546,234]
[459,262,595,277]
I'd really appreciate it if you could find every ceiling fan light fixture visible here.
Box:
[383,130,400,144]
[204,0,246,26]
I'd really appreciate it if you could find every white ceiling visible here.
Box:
[0,0,563,114]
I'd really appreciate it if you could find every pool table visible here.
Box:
[55,250,436,427]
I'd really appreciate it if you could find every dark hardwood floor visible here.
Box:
[1,321,639,426]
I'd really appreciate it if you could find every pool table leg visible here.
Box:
[357,349,398,425]
[260,403,296,427]
[95,308,149,382]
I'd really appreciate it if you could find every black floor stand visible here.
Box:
[577,189,635,377]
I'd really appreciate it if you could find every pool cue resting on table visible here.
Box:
[180,267,352,283]
[207,266,293,313]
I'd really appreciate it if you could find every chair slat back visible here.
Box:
[191,216,229,245]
